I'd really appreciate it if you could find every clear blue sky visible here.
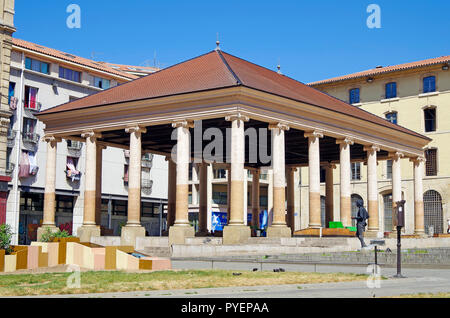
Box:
[14,0,450,83]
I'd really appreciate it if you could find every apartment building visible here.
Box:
[306,55,450,235]
[5,38,166,244]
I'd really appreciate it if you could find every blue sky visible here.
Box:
[14,0,450,83]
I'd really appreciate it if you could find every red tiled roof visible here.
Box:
[38,49,427,140]
[96,62,159,74]
[308,55,450,86]
[13,38,139,80]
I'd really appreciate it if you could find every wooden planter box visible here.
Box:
[53,237,80,264]
[12,246,28,270]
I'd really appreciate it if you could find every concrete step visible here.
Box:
[142,246,172,257]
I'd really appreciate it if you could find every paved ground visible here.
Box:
[14,260,450,298]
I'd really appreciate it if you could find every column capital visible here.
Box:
[125,125,147,135]
[225,112,249,122]
[389,151,404,160]
[304,130,324,139]
[172,120,194,129]
[268,122,290,131]
[42,135,62,143]
[336,137,354,146]
[363,144,381,153]
[81,130,102,141]
[409,156,426,164]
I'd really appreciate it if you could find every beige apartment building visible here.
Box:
[306,56,450,236]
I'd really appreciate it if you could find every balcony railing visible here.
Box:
[22,132,40,144]
[124,150,153,168]
[5,162,15,176]
[142,179,153,190]
[23,101,42,112]
[7,130,16,148]
[67,140,83,151]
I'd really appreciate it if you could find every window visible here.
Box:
[59,66,81,82]
[8,82,15,105]
[22,118,37,136]
[385,112,397,125]
[25,57,49,74]
[320,166,326,183]
[385,82,397,99]
[425,149,437,176]
[94,77,110,89]
[212,191,227,205]
[20,192,44,212]
[423,76,436,93]
[213,168,227,179]
[351,163,361,180]
[349,88,360,104]
[260,195,268,207]
[386,160,393,179]
[424,108,436,132]
[56,195,74,213]
[24,86,39,110]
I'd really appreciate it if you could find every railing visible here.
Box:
[67,140,83,151]
[5,162,15,176]
[7,130,16,148]
[22,132,40,144]
[23,101,42,112]
[141,179,153,189]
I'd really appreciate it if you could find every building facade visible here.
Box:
[5,38,167,244]
[0,0,15,225]
[307,56,450,236]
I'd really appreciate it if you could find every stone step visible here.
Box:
[142,246,172,257]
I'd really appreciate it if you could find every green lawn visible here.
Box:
[0,270,369,296]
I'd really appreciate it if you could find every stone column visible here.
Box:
[286,167,296,234]
[121,125,147,246]
[166,157,176,229]
[364,145,380,233]
[267,123,291,237]
[305,131,323,228]
[337,138,354,228]
[226,165,231,225]
[169,120,195,245]
[391,152,404,231]
[95,144,106,227]
[411,156,425,235]
[198,162,208,235]
[325,163,336,228]
[37,136,61,240]
[223,113,250,244]
[251,169,261,234]
[78,131,102,242]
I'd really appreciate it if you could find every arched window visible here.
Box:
[424,190,443,234]
[351,194,364,227]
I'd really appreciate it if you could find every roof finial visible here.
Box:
[277,59,282,74]
[215,32,220,51]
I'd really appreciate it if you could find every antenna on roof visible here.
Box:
[215,32,221,51]
[277,58,282,75]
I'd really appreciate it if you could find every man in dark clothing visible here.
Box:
[352,200,369,248]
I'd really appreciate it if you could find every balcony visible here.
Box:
[141,179,153,195]
[22,132,40,144]
[23,101,42,113]
[124,150,153,168]
[7,130,16,148]
[5,162,15,176]
[67,140,82,157]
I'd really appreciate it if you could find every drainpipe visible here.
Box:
[11,52,25,245]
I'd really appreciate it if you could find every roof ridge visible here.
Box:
[216,50,242,85]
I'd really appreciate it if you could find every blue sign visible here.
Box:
[211,212,227,232]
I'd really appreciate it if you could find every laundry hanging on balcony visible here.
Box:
[18,151,30,178]
[66,157,81,181]
[28,151,39,175]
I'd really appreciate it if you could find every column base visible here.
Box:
[77,225,101,243]
[267,226,292,238]
[121,226,146,247]
[365,230,383,239]
[169,225,195,245]
[223,225,251,245]
[37,225,59,242]
[414,231,427,238]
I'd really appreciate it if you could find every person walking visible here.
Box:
[352,200,369,248]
